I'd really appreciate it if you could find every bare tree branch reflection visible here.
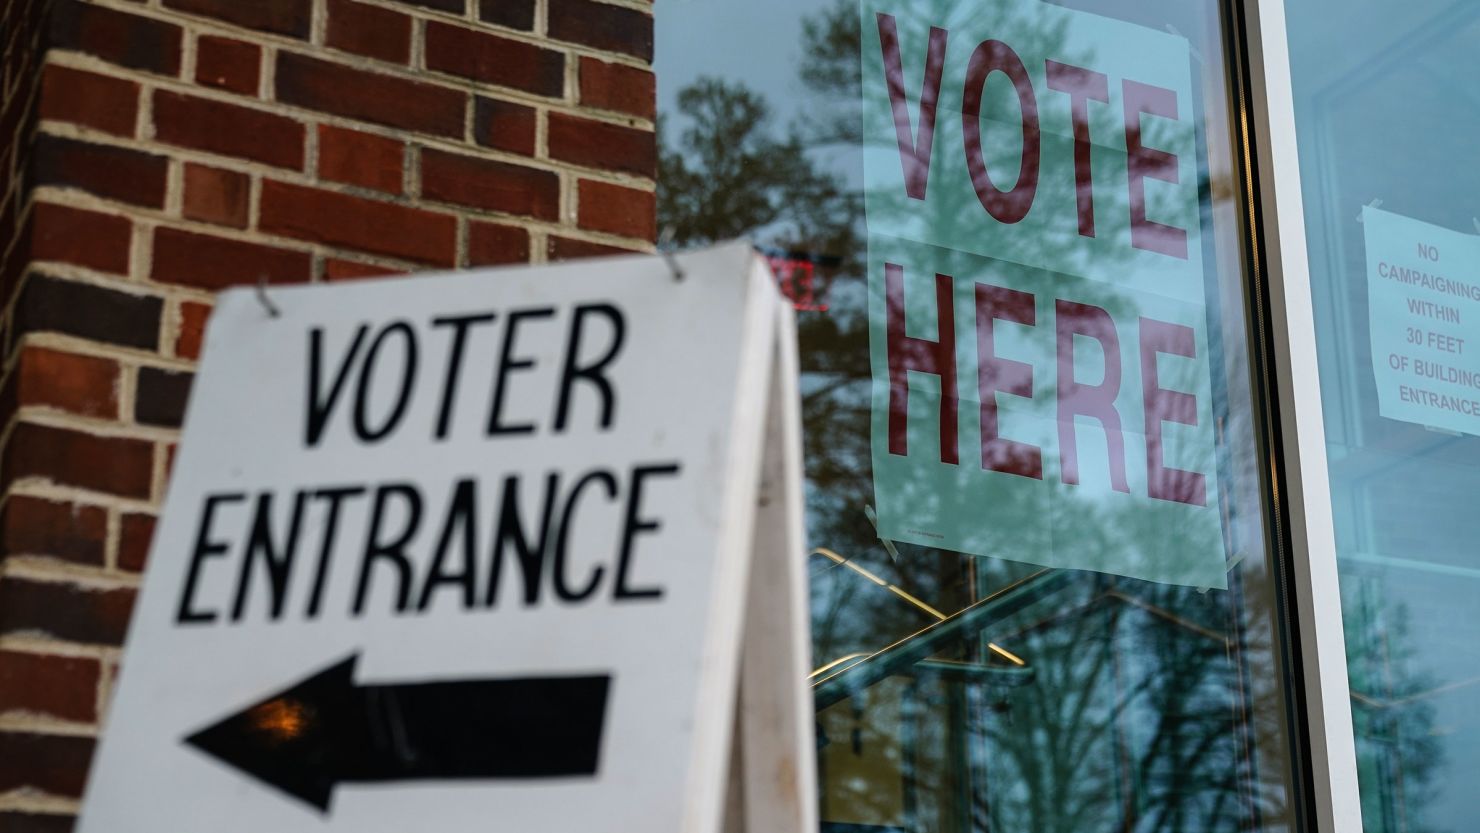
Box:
[657,0,1440,829]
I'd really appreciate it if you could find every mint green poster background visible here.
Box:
[861,0,1228,588]
[1364,206,1480,437]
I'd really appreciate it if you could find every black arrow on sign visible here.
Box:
[183,654,611,813]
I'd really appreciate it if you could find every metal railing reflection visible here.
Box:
[811,568,1069,710]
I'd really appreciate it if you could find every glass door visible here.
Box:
[1272,1,1480,829]
[656,0,1308,829]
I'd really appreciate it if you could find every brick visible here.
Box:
[547,235,636,262]
[324,259,403,281]
[13,346,120,419]
[276,52,464,138]
[135,367,192,428]
[548,0,652,61]
[153,91,304,169]
[468,222,529,266]
[38,65,138,137]
[195,35,260,95]
[260,180,456,266]
[577,179,654,240]
[153,227,312,290]
[548,112,654,177]
[579,57,655,119]
[182,164,249,229]
[0,811,76,833]
[0,495,107,566]
[425,22,562,97]
[0,731,96,797]
[4,423,155,499]
[174,301,211,360]
[13,274,161,351]
[117,512,156,572]
[28,203,132,275]
[421,148,558,220]
[50,0,182,76]
[473,97,536,156]
[387,0,463,12]
[30,134,168,209]
[162,0,311,38]
[317,125,403,195]
[478,0,535,30]
[0,651,101,722]
[327,0,411,64]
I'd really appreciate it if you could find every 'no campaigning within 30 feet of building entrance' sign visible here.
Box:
[860,0,1228,588]
[75,244,808,833]
[1364,205,1480,436]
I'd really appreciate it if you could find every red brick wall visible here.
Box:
[0,0,655,827]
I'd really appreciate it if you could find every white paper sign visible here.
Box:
[77,243,811,833]
[1365,206,1480,435]
[859,0,1227,588]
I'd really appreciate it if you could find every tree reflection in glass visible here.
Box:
[652,0,1419,829]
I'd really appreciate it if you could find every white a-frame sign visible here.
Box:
[77,242,817,833]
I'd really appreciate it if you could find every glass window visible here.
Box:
[1286,3,1480,830]
[657,0,1306,829]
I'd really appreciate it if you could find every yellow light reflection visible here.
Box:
[987,643,1026,667]
[810,652,870,679]
[811,546,1030,675]
[247,698,311,744]
[812,547,947,621]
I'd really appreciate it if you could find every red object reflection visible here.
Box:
[764,251,832,312]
